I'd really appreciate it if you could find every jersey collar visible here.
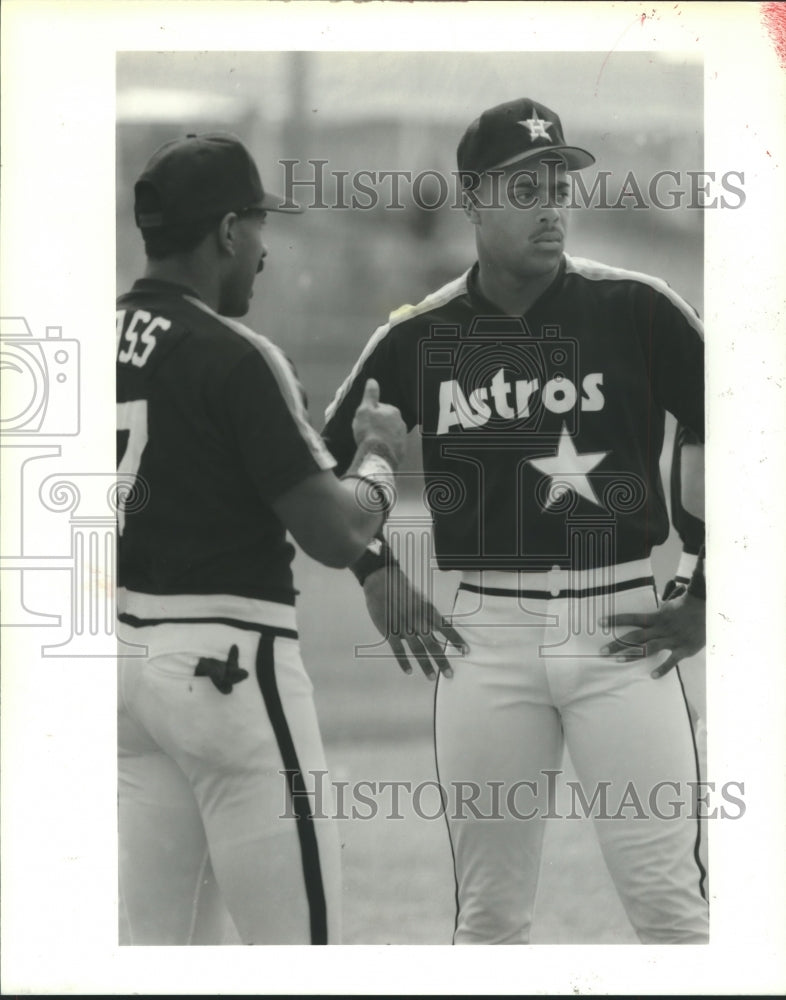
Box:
[130,277,204,301]
[466,255,567,316]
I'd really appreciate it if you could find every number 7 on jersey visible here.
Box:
[117,400,148,536]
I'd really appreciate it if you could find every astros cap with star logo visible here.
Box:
[457,98,595,190]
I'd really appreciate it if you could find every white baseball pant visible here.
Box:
[117,591,341,945]
[435,559,708,944]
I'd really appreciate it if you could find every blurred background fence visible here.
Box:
[117,50,702,433]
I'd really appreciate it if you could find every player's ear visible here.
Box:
[462,190,482,227]
[216,212,238,257]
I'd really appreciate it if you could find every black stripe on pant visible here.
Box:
[675,666,710,906]
[255,631,328,945]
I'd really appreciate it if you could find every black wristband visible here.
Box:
[350,535,397,586]
[686,570,706,601]
[686,548,706,601]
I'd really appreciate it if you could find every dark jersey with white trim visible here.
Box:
[116,278,335,605]
[323,255,704,571]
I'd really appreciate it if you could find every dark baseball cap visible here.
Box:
[134,131,301,229]
[457,98,595,189]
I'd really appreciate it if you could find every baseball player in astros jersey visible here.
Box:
[322,99,708,944]
[116,132,407,945]
[669,424,706,594]
[666,422,706,723]
[666,422,708,879]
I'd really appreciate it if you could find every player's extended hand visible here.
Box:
[351,378,407,467]
[363,563,467,681]
[598,591,706,679]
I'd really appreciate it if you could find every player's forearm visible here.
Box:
[321,489,387,567]
[271,473,385,569]
[335,435,398,564]
[274,407,402,569]
[680,443,705,522]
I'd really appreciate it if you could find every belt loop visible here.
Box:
[546,564,568,597]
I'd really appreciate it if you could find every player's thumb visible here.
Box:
[362,378,380,407]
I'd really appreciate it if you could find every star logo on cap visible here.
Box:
[529,426,609,509]
[519,112,553,142]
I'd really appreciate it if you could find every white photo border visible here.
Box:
[1,1,785,995]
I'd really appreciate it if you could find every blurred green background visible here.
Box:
[117,51,703,944]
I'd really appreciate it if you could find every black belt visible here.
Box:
[117,612,298,640]
[458,576,655,600]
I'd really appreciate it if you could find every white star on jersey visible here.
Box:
[519,112,553,141]
[529,425,609,509]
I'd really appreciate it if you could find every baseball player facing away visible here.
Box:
[323,99,708,944]
[116,133,407,945]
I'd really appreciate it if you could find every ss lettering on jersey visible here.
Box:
[116,309,170,367]
[436,369,604,435]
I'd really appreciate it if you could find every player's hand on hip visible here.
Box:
[351,378,407,467]
[362,563,467,681]
[598,591,706,679]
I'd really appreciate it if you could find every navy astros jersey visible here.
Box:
[117,278,335,605]
[323,255,704,571]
